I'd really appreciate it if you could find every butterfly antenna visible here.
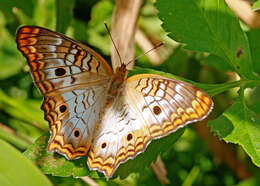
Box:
[104,22,123,65]
[125,42,164,67]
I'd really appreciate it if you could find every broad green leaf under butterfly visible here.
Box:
[16,26,213,178]
[24,133,90,177]
[0,139,52,186]
[208,98,260,167]
[155,0,255,79]
[24,129,184,178]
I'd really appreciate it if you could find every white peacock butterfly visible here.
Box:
[16,26,213,178]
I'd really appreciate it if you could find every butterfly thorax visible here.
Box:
[106,64,128,106]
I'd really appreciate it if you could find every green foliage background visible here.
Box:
[0,0,260,185]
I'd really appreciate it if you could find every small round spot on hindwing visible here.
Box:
[55,68,66,76]
[101,142,107,149]
[59,105,67,113]
[127,133,133,141]
[74,129,80,138]
[153,105,161,115]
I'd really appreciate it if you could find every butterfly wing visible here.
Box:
[16,26,113,96]
[43,85,108,159]
[16,26,113,159]
[87,74,213,178]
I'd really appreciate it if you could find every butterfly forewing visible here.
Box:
[16,26,112,159]
[16,26,113,96]
[87,74,213,178]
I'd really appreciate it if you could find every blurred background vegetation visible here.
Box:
[0,0,260,185]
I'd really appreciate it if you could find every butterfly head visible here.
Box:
[115,63,128,79]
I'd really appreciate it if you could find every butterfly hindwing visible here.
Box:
[87,74,213,178]
[43,85,109,159]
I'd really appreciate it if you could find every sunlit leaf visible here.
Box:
[252,0,260,11]
[155,0,255,79]
[209,98,260,167]
[0,139,52,186]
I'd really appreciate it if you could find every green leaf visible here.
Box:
[55,0,75,33]
[247,28,260,75]
[0,54,24,80]
[32,0,56,28]
[155,0,255,79]
[0,126,30,150]
[155,46,191,76]
[237,177,260,186]
[90,0,113,26]
[0,89,47,130]
[202,54,233,72]
[24,129,183,178]
[24,133,89,177]
[252,0,260,11]
[0,139,52,186]
[0,24,24,79]
[84,0,113,55]
[208,98,260,167]
[0,0,35,19]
